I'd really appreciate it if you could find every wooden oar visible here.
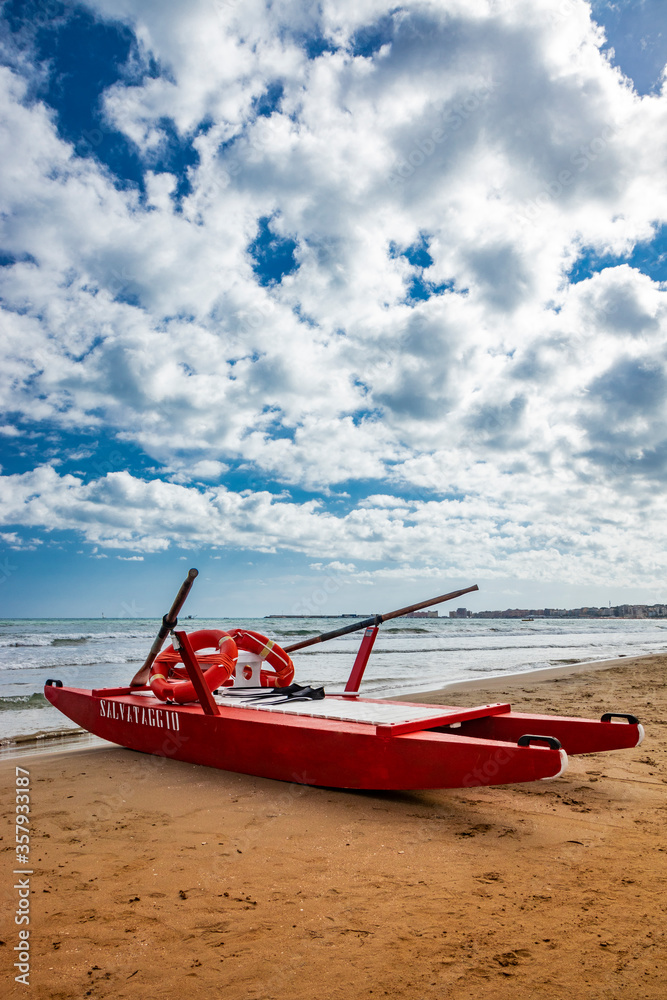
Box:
[283,584,479,653]
[130,568,199,687]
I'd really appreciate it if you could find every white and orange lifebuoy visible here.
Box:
[225,629,295,687]
[149,629,238,703]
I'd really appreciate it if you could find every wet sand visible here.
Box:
[2,654,666,999]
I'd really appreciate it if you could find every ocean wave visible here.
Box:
[0,725,87,748]
[71,630,155,640]
[0,655,142,671]
[272,629,316,636]
[383,627,430,633]
[0,638,52,647]
[298,642,603,656]
[1,634,106,647]
[0,630,157,646]
[0,693,49,711]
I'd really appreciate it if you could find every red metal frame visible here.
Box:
[344,626,379,693]
[173,630,220,716]
[375,702,511,737]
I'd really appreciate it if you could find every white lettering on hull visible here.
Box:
[99,700,180,731]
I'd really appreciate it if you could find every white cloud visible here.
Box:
[0,530,42,550]
[1,0,667,589]
[1,465,667,587]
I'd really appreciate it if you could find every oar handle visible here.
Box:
[164,567,199,627]
[284,584,479,653]
[378,584,479,623]
[130,568,199,686]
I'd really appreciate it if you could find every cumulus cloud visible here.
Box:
[1,0,667,589]
[1,464,666,588]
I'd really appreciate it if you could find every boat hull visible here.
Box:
[44,686,578,789]
[44,685,643,790]
[436,710,644,755]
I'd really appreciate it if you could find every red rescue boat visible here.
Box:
[44,571,644,790]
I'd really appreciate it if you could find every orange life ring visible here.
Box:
[225,629,295,687]
[149,629,237,703]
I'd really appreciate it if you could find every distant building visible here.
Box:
[406,610,438,618]
[468,603,666,619]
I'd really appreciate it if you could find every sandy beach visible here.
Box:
[2,653,666,999]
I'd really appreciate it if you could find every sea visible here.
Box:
[1,615,666,744]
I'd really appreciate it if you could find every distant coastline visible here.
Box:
[265,611,437,619]
[452,602,667,619]
[266,603,667,620]
[265,614,364,619]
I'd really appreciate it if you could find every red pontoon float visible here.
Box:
[44,571,644,790]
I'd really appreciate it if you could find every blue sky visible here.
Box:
[1,0,667,616]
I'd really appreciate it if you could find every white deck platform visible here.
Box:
[213,694,450,727]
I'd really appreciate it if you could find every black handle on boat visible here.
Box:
[600,712,639,725]
[517,734,562,750]
[283,584,479,653]
[129,568,199,687]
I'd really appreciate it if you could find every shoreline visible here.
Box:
[401,650,659,700]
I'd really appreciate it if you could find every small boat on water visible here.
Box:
[44,571,643,790]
